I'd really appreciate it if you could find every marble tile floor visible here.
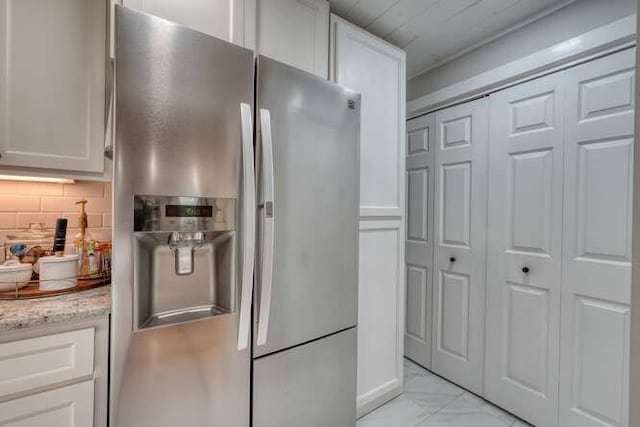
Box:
[357,358,533,427]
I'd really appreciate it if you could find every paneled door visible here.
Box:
[559,48,634,427]
[485,72,565,427]
[405,113,435,369]
[431,98,488,395]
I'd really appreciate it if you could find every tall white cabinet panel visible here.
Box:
[122,0,252,47]
[431,98,488,395]
[485,72,565,427]
[405,114,435,369]
[331,15,406,415]
[257,0,329,78]
[331,16,406,218]
[559,48,634,427]
[0,0,106,173]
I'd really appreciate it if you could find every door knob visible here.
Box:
[522,267,530,274]
[449,256,456,263]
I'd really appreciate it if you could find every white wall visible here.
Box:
[408,0,636,101]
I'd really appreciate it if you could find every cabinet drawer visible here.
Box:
[0,328,94,399]
[0,380,94,426]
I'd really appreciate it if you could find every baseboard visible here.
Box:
[356,378,402,418]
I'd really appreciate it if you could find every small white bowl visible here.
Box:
[0,263,33,291]
[38,254,79,291]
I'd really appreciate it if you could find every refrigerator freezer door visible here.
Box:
[112,6,254,426]
[253,327,357,427]
[254,56,360,357]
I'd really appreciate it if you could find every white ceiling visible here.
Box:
[330,0,577,78]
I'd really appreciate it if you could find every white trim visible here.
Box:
[356,378,402,418]
[407,15,636,118]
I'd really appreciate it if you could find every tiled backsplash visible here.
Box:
[0,180,112,262]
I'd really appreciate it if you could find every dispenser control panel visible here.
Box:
[134,195,235,232]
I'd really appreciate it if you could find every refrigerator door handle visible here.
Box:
[238,102,256,351]
[257,108,275,346]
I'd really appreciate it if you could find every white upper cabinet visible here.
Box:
[256,0,329,78]
[0,0,107,173]
[122,0,252,48]
[331,16,406,217]
[121,0,331,78]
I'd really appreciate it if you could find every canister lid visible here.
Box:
[0,262,32,272]
[38,254,79,264]
[7,223,54,240]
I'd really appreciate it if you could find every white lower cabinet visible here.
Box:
[0,317,109,427]
[357,220,405,416]
[412,47,634,427]
[0,380,94,427]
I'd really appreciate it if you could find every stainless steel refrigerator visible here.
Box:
[111,6,360,427]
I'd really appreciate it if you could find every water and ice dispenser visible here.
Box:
[133,195,237,330]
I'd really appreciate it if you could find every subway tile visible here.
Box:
[41,197,80,212]
[85,197,112,213]
[64,181,105,197]
[103,213,112,227]
[17,182,63,196]
[0,195,41,212]
[104,182,112,198]
[63,212,102,228]
[0,181,18,194]
[0,213,17,229]
[16,213,63,229]
[90,228,113,242]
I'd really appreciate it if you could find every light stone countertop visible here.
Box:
[0,285,111,332]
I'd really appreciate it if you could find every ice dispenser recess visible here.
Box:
[133,195,237,330]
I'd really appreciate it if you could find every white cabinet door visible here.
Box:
[0,0,106,173]
[431,98,488,395]
[0,380,94,427]
[357,219,404,416]
[405,113,434,369]
[331,15,406,415]
[122,0,251,47]
[257,0,328,78]
[559,48,634,427]
[331,16,406,218]
[485,73,565,427]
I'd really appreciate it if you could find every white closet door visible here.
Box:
[431,98,488,395]
[485,73,565,427]
[405,113,435,369]
[559,48,634,427]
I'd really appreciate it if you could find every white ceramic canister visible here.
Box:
[38,254,79,290]
[0,262,33,291]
